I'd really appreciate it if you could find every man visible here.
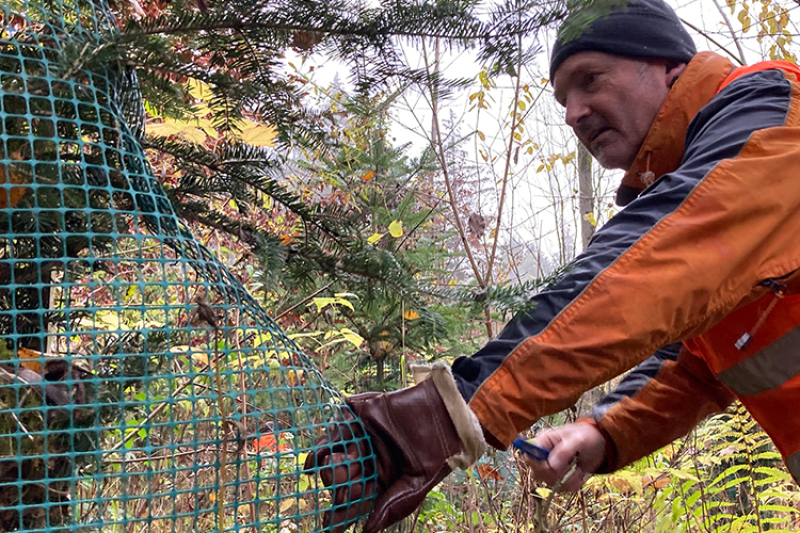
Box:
[306,0,800,530]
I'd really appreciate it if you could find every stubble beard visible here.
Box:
[587,138,633,171]
[587,142,615,170]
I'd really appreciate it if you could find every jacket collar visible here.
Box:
[616,52,735,206]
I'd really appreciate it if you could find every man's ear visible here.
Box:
[666,61,688,88]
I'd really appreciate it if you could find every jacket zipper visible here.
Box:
[735,278,787,351]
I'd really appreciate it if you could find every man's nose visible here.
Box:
[564,96,591,130]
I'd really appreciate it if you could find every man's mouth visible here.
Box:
[590,127,612,144]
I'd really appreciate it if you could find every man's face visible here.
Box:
[553,51,675,171]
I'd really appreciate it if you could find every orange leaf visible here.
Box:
[286,369,303,386]
[476,463,502,480]
[0,164,28,209]
[253,434,277,453]
[253,433,294,454]
[361,171,375,181]
[279,234,295,245]
[17,347,43,373]
[403,310,420,320]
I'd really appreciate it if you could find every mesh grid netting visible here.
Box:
[0,1,376,531]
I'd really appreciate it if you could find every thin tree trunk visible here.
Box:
[423,36,491,337]
[578,144,605,407]
[578,144,594,251]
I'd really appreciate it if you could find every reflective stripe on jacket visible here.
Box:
[453,52,800,483]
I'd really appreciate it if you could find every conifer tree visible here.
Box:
[51,0,580,379]
[66,0,568,286]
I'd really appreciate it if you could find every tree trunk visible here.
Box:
[578,144,594,251]
[577,144,607,409]
[376,357,384,390]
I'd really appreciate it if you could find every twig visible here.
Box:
[274,280,334,321]
[103,447,213,464]
[231,311,258,533]
[710,0,747,65]
[486,26,523,288]
[190,295,229,533]
[406,506,423,533]
[105,361,212,453]
[11,389,34,440]
[212,326,228,533]
[422,35,492,338]
[476,474,511,533]
[680,18,745,66]
[534,455,578,533]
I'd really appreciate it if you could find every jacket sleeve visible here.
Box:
[454,68,800,447]
[596,348,734,472]
[590,343,681,420]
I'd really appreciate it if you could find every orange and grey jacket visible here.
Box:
[451,51,800,482]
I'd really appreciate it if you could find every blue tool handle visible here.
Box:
[512,436,550,461]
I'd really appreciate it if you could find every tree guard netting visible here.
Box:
[0,1,376,531]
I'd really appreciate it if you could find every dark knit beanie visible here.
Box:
[549,0,696,81]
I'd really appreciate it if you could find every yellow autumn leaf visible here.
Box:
[278,498,296,513]
[85,311,124,331]
[403,309,420,320]
[583,212,598,227]
[297,452,310,470]
[388,220,403,238]
[312,297,354,312]
[535,487,552,499]
[367,232,384,244]
[312,297,335,311]
[267,358,281,375]
[738,10,751,33]
[339,328,364,348]
[143,100,161,118]
[239,121,278,147]
[286,369,304,387]
[192,102,212,118]
[171,345,215,369]
[183,128,207,144]
[190,351,215,368]
[194,118,218,138]
[169,345,191,354]
[188,78,213,101]
[146,121,185,137]
[146,118,209,144]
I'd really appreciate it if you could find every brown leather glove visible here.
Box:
[304,362,486,533]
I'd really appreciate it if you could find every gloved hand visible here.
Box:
[304,362,486,533]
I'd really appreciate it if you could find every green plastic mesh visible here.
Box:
[0,1,376,531]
